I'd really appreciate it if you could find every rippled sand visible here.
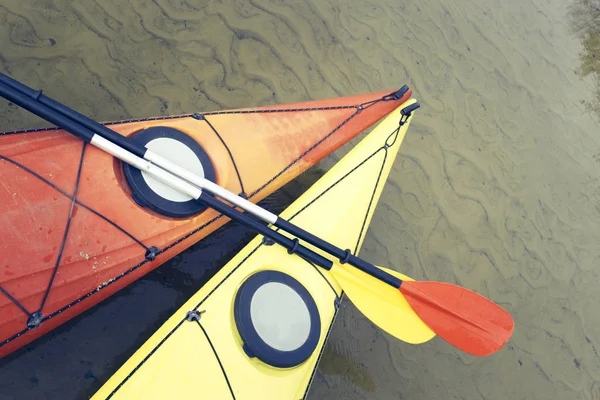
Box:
[1,0,600,399]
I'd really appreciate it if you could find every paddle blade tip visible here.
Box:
[398,281,515,357]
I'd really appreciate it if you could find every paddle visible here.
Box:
[0,77,514,356]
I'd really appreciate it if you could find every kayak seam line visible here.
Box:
[202,105,356,116]
[201,93,398,116]
[194,320,236,400]
[0,102,377,136]
[159,213,224,253]
[38,142,87,312]
[202,116,246,197]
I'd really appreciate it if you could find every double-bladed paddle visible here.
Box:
[0,74,514,356]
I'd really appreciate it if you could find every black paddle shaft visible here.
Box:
[0,73,145,158]
[198,193,334,269]
[275,219,403,287]
[0,80,97,143]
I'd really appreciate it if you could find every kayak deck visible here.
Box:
[92,99,418,400]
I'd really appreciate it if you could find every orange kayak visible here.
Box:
[0,88,411,358]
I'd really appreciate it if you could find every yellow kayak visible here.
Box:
[92,98,419,400]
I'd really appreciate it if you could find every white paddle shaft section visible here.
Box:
[91,135,203,200]
[145,149,278,224]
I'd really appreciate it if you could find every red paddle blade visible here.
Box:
[399,281,514,356]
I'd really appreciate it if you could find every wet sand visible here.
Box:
[1,0,600,399]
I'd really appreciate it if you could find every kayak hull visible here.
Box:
[92,99,418,399]
[0,89,410,358]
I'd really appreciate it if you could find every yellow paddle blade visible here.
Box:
[331,264,435,344]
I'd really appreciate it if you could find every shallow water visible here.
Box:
[1,0,600,399]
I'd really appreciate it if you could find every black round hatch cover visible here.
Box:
[234,270,321,368]
[123,126,216,218]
